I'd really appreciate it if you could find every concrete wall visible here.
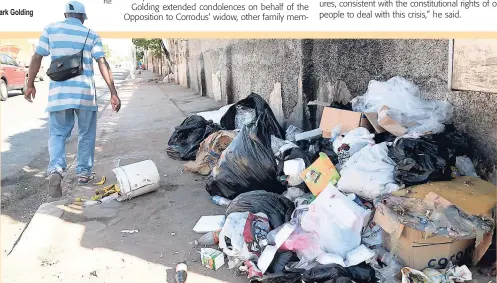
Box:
[169,39,497,182]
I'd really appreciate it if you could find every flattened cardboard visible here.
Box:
[376,204,475,270]
[377,106,407,137]
[300,152,340,196]
[393,176,497,217]
[363,112,386,133]
[319,107,377,138]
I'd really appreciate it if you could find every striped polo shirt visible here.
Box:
[35,17,105,112]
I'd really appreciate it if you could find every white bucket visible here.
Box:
[113,160,160,201]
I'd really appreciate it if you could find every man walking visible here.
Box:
[25,1,121,198]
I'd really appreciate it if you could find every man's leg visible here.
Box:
[48,109,75,197]
[75,109,97,184]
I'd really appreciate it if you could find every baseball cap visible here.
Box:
[65,1,88,20]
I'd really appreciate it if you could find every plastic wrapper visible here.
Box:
[235,106,257,129]
[167,115,221,160]
[226,190,295,229]
[220,93,285,139]
[455,156,478,177]
[207,112,287,199]
[283,187,305,202]
[338,143,400,200]
[352,76,453,136]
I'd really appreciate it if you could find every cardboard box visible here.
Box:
[319,107,377,138]
[375,203,475,270]
[300,152,340,196]
[200,248,225,270]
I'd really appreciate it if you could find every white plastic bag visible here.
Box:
[338,142,400,200]
[283,187,305,201]
[333,127,375,156]
[197,104,233,124]
[283,159,306,186]
[301,185,370,258]
[352,76,453,135]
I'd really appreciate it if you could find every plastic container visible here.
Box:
[198,231,220,245]
[113,160,160,201]
[211,195,231,207]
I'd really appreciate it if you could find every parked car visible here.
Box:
[0,53,28,101]
[19,61,45,81]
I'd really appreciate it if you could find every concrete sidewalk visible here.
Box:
[2,72,246,283]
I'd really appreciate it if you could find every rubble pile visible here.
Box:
[167,77,496,283]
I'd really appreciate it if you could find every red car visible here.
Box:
[0,52,28,101]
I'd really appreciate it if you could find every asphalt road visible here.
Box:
[1,69,130,181]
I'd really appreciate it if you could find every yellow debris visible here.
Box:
[94,176,107,185]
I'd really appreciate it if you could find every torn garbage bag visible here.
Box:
[167,115,221,160]
[388,134,456,186]
[220,93,285,139]
[206,112,286,199]
[337,142,400,200]
[226,190,295,229]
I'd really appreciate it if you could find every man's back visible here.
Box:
[36,17,105,112]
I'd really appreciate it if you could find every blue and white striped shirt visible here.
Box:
[35,17,105,112]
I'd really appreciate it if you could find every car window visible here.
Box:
[0,54,7,65]
[4,55,18,66]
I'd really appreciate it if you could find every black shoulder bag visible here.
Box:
[46,29,90,82]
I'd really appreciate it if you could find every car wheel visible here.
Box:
[22,76,28,95]
[0,80,8,101]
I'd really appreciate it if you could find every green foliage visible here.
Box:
[103,44,112,59]
[132,38,163,58]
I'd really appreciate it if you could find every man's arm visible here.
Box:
[96,57,121,112]
[27,54,42,88]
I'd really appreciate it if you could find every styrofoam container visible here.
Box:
[113,160,160,201]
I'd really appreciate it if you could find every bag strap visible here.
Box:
[80,29,90,65]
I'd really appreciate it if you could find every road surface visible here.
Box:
[1,69,130,182]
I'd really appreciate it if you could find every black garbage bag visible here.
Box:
[226,190,295,229]
[374,132,396,144]
[329,101,352,111]
[250,272,302,283]
[220,93,285,139]
[167,115,221,160]
[296,137,338,165]
[433,123,470,158]
[345,262,376,283]
[302,264,351,282]
[388,135,453,187]
[206,112,286,200]
[267,252,299,274]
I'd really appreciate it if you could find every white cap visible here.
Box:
[65,1,88,20]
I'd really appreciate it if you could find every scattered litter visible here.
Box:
[198,231,220,246]
[285,125,303,142]
[171,232,176,236]
[197,104,233,124]
[211,195,231,207]
[89,270,98,278]
[94,176,106,185]
[121,229,139,234]
[200,248,225,270]
[192,215,225,233]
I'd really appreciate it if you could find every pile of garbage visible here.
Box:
[168,77,496,283]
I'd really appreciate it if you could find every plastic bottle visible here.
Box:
[175,262,188,283]
[210,196,231,207]
[198,231,220,245]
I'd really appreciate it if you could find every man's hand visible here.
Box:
[110,94,121,112]
[24,86,36,102]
